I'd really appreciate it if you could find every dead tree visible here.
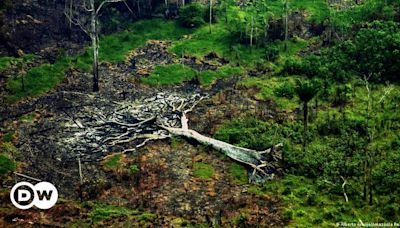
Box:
[64,0,127,92]
[61,92,282,182]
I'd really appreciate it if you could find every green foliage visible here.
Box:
[295,79,320,103]
[2,132,14,143]
[0,54,36,72]
[274,81,295,99]
[353,21,400,82]
[129,164,139,174]
[142,63,243,87]
[0,154,16,175]
[97,19,193,64]
[0,56,17,71]
[178,3,206,28]
[232,213,249,226]
[215,118,283,150]
[249,175,387,227]
[197,65,244,86]
[170,23,268,67]
[240,76,299,110]
[6,60,67,103]
[228,163,248,184]
[19,112,36,123]
[193,162,214,179]
[136,213,156,222]
[103,154,121,170]
[311,21,400,83]
[89,204,140,223]
[265,45,279,62]
[141,64,197,86]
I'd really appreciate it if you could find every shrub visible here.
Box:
[0,154,16,175]
[274,81,295,99]
[281,58,303,75]
[265,45,279,62]
[178,3,206,28]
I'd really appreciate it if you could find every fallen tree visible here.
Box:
[61,92,282,181]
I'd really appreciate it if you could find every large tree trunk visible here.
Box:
[162,113,282,178]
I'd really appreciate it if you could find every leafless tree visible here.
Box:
[64,0,127,92]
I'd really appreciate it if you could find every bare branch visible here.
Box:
[96,0,125,15]
[64,11,90,36]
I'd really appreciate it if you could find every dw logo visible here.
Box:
[10,181,58,210]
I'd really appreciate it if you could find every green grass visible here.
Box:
[170,23,268,68]
[0,56,17,71]
[88,203,157,224]
[129,164,140,174]
[4,19,193,102]
[248,175,387,227]
[141,63,244,87]
[0,54,36,72]
[141,64,197,86]
[0,154,16,175]
[228,163,248,184]
[75,19,194,68]
[6,59,68,103]
[103,154,122,170]
[239,76,300,110]
[89,204,140,223]
[197,65,244,86]
[193,162,215,179]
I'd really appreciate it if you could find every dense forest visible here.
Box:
[0,0,399,227]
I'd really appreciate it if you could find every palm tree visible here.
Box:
[295,79,319,150]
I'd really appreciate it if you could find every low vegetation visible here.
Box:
[193,162,215,179]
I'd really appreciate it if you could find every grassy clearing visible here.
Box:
[239,76,300,110]
[193,162,215,179]
[170,23,268,68]
[141,63,244,87]
[6,58,70,103]
[74,19,194,69]
[141,64,197,86]
[197,65,245,86]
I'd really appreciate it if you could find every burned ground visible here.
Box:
[0,41,286,227]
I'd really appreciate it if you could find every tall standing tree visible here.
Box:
[209,0,213,33]
[64,0,127,92]
[295,79,319,151]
